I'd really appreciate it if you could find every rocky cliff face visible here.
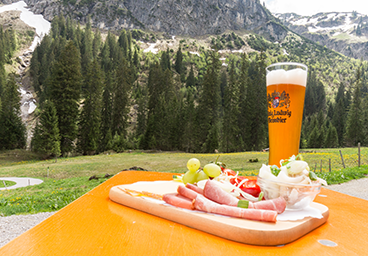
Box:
[1,0,288,41]
[277,12,368,60]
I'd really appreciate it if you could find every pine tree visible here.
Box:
[160,49,170,71]
[317,122,326,148]
[50,41,82,155]
[219,69,227,108]
[66,16,75,40]
[307,125,319,148]
[326,101,334,121]
[362,97,368,145]
[31,100,61,157]
[196,50,221,152]
[78,59,103,155]
[126,30,132,61]
[332,98,346,146]
[324,124,338,148]
[237,54,250,151]
[30,47,41,94]
[0,36,6,97]
[162,69,179,150]
[118,30,128,58]
[345,79,364,146]
[106,31,119,67]
[186,64,195,88]
[249,51,268,150]
[112,52,131,140]
[81,18,93,76]
[142,62,164,149]
[92,29,102,59]
[0,74,26,150]
[304,70,317,117]
[221,60,240,152]
[181,87,196,152]
[99,71,114,152]
[135,82,147,139]
[174,46,183,75]
[133,47,140,68]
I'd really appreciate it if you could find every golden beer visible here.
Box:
[266,63,308,166]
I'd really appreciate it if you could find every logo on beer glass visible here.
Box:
[272,96,279,108]
[268,90,291,109]
[268,91,292,124]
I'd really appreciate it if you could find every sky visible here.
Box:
[264,0,368,16]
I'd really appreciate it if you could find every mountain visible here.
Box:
[276,11,368,60]
[0,0,287,41]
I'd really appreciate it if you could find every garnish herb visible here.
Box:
[258,192,264,201]
[309,171,318,181]
[237,200,249,209]
[270,165,281,176]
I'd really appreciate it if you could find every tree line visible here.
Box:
[0,27,26,150]
[1,15,368,157]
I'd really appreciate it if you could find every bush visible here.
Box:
[112,133,126,153]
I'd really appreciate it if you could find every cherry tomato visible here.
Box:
[222,168,236,176]
[230,176,261,197]
[240,179,261,197]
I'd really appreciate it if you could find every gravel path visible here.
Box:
[325,177,368,200]
[0,212,56,247]
[1,178,368,248]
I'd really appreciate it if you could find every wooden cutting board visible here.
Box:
[109,181,329,246]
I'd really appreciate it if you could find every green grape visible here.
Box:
[182,170,198,184]
[187,158,201,172]
[203,163,221,178]
[196,170,209,182]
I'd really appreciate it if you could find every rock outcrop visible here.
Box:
[277,12,368,60]
[1,0,288,41]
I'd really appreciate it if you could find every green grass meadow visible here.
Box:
[0,148,368,216]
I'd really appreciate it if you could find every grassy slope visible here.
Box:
[0,148,367,216]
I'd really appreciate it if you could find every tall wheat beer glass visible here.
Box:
[266,62,308,166]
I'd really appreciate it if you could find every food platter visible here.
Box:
[109,180,329,246]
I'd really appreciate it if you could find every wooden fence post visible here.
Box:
[358,142,361,167]
[320,160,322,172]
[2,180,7,189]
[339,150,345,168]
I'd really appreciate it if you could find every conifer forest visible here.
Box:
[1,16,368,157]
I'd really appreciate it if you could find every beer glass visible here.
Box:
[266,62,308,166]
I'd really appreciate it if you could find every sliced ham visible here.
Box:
[185,183,204,194]
[203,179,286,214]
[177,184,199,200]
[163,193,194,210]
[203,179,239,206]
[194,194,277,223]
[249,197,286,214]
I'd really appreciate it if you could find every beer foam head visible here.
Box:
[267,67,307,87]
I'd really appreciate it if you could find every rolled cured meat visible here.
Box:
[203,179,239,206]
[177,184,199,200]
[194,194,277,223]
[185,183,204,194]
[249,197,286,214]
[163,193,194,210]
[203,179,286,214]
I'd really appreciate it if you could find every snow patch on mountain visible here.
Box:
[0,1,51,51]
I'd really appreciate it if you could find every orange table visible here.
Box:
[0,171,367,255]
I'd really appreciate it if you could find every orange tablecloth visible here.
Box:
[0,171,367,255]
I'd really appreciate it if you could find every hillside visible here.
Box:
[277,11,368,60]
[0,1,368,155]
[0,0,286,41]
